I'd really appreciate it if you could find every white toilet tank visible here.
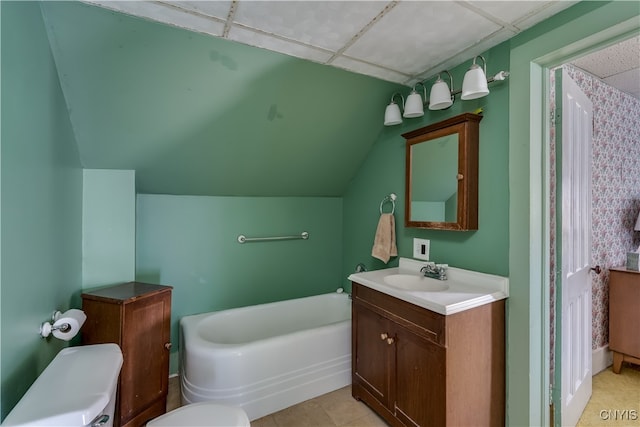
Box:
[2,344,123,427]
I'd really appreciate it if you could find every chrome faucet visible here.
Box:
[420,263,448,281]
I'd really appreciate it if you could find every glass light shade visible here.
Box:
[461,64,489,100]
[403,90,424,118]
[384,102,402,126]
[429,79,453,110]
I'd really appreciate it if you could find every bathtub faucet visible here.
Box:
[420,263,448,281]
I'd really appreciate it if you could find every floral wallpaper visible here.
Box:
[550,64,640,372]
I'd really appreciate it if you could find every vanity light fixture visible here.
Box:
[429,70,454,110]
[384,92,404,126]
[383,56,510,126]
[461,56,489,100]
[404,82,427,118]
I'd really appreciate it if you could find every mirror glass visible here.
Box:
[410,133,458,222]
[403,113,481,230]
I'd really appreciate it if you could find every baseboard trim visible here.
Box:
[592,345,613,375]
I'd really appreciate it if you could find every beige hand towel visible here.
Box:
[371,213,398,264]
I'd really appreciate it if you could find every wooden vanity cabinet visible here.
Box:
[81,282,172,427]
[351,282,505,427]
[609,267,640,373]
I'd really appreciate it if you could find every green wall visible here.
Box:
[83,169,136,288]
[342,42,510,286]
[0,1,83,419]
[135,194,343,373]
[1,1,638,424]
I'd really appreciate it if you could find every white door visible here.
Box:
[555,68,593,426]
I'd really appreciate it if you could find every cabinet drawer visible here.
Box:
[353,282,445,346]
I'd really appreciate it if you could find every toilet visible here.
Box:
[2,344,249,427]
[146,402,250,427]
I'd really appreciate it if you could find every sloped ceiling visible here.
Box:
[42,1,404,196]
[40,1,579,197]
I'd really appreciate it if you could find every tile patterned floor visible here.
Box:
[167,379,387,426]
[251,387,388,427]
[168,363,640,426]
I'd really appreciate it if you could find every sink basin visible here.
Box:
[383,274,449,292]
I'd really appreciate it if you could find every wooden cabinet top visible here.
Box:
[610,267,640,276]
[82,282,172,304]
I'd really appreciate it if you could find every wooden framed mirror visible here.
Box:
[402,113,482,230]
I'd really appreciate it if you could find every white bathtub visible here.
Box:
[179,291,352,420]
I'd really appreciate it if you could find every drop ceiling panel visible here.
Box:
[603,68,640,99]
[467,1,555,28]
[415,27,516,82]
[232,1,386,52]
[332,56,410,84]
[166,1,232,20]
[512,0,581,29]
[85,0,225,36]
[227,26,334,63]
[344,1,501,76]
[572,35,640,78]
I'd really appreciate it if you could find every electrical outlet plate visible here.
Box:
[413,238,430,260]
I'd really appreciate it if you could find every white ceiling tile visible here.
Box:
[417,28,516,80]
[467,1,552,26]
[571,36,640,78]
[228,26,334,64]
[603,68,640,99]
[344,1,501,76]
[83,1,225,36]
[512,0,579,30]
[164,1,233,20]
[232,1,387,51]
[332,56,409,84]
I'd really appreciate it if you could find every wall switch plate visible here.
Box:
[413,238,430,260]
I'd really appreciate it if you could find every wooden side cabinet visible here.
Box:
[351,282,505,427]
[609,267,640,373]
[81,282,172,427]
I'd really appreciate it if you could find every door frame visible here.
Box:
[539,27,639,426]
[553,67,594,426]
[507,5,639,425]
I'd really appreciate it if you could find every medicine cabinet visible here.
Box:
[403,113,482,230]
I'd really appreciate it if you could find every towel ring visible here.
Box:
[379,193,396,215]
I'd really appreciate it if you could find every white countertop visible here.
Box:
[348,258,509,315]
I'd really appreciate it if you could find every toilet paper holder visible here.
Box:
[40,311,66,338]
[40,310,63,338]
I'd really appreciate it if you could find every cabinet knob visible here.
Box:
[164,342,172,351]
[386,337,395,345]
[380,333,388,340]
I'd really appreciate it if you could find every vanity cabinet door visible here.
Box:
[394,324,446,427]
[352,281,505,427]
[353,302,393,407]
